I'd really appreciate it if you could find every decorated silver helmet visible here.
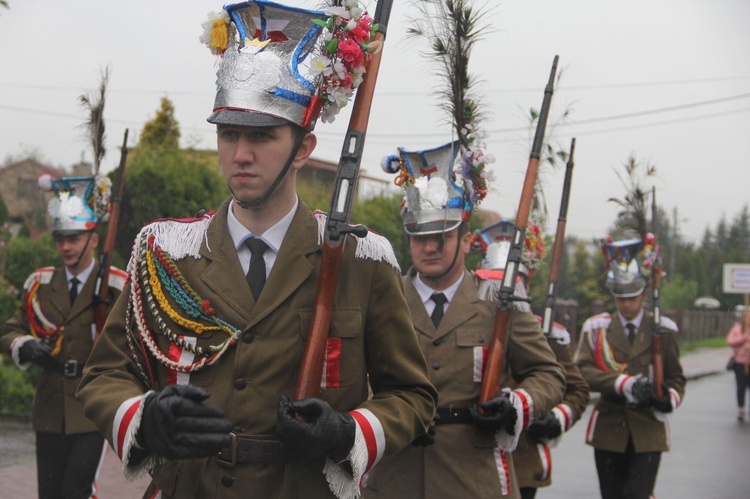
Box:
[602,237,648,298]
[380,0,493,236]
[472,219,546,305]
[201,0,380,131]
[473,218,547,279]
[37,175,111,236]
[382,142,470,235]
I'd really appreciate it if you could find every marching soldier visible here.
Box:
[577,238,685,499]
[363,137,565,497]
[76,2,436,498]
[0,175,126,499]
[473,220,590,499]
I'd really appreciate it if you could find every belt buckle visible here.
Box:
[63,360,78,378]
[217,432,237,468]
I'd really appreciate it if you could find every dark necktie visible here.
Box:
[626,323,637,344]
[69,277,80,304]
[245,238,268,301]
[430,293,448,328]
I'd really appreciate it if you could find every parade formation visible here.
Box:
[1,0,707,498]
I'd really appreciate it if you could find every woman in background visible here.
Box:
[726,309,750,421]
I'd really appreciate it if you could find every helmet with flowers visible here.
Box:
[471,218,546,307]
[380,0,493,235]
[201,0,380,131]
[472,217,547,279]
[602,236,649,298]
[37,174,112,236]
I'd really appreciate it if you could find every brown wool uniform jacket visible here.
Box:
[1,263,124,434]
[512,334,589,489]
[576,312,686,453]
[76,199,437,499]
[363,269,566,499]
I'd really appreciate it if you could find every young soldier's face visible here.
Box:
[54,232,98,273]
[409,228,471,290]
[613,291,646,321]
[216,123,315,206]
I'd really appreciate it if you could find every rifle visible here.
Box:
[479,56,559,405]
[650,186,664,397]
[93,129,128,339]
[541,137,576,337]
[295,0,394,400]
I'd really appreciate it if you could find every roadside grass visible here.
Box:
[683,336,727,353]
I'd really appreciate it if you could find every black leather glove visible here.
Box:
[275,396,355,463]
[526,411,562,441]
[136,385,232,460]
[630,378,653,408]
[647,384,673,413]
[470,396,517,434]
[18,340,62,372]
[411,425,436,447]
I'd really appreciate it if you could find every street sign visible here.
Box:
[723,263,750,294]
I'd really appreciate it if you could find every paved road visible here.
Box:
[540,361,750,498]
[0,347,740,497]
[0,417,149,497]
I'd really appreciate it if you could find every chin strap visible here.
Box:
[234,127,307,210]
[68,230,95,271]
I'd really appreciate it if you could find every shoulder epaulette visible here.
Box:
[659,316,679,334]
[107,267,129,291]
[23,267,56,291]
[313,211,400,271]
[132,211,215,263]
[534,315,572,344]
[583,312,612,333]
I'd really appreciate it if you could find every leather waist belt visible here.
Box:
[63,360,83,378]
[217,434,300,467]
[435,407,473,425]
[601,393,627,405]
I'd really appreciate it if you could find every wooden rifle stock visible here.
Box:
[479,56,559,405]
[541,137,575,337]
[93,129,128,339]
[295,0,394,400]
[651,186,664,397]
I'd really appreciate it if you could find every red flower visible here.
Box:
[338,38,364,67]
[348,18,371,44]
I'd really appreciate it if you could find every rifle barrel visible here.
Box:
[651,186,664,397]
[479,56,559,404]
[542,137,576,336]
[93,129,128,338]
[295,1,393,400]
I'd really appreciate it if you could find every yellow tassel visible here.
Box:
[210,19,229,53]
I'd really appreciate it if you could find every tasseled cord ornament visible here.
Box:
[201,11,230,55]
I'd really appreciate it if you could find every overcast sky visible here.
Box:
[1,0,748,244]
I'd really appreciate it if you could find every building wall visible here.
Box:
[0,159,66,236]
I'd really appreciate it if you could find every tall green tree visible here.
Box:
[138,97,181,152]
[4,234,59,291]
[566,239,608,329]
[114,99,227,261]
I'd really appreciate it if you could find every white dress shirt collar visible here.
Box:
[227,197,298,274]
[65,259,95,287]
